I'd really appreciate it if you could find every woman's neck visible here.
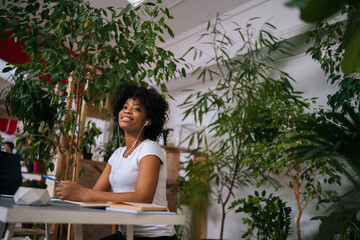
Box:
[123,133,145,157]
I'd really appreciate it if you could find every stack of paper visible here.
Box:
[51,199,175,214]
[106,202,175,214]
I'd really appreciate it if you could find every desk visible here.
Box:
[0,197,185,240]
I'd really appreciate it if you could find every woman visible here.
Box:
[3,141,14,153]
[55,83,176,240]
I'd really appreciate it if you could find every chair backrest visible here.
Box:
[0,151,22,195]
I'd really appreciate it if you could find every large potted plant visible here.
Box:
[1,0,184,179]
[289,103,360,239]
[242,97,345,240]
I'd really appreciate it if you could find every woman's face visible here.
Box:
[4,143,12,153]
[118,97,150,134]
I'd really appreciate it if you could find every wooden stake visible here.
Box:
[73,79,89,182]
[55,75,74,181]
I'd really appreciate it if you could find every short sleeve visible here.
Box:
[137,141,166,165]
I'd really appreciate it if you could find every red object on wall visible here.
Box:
[0,31,21,135]
[0,118,18,135]
[0,31,30,65]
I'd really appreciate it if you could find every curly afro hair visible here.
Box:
[111,83,168,141]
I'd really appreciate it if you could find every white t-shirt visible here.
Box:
[108,139,175,237]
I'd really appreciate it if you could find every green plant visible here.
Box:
[286,0,360,75]
[179,16,301,240]
[293,103,360,185]
[312,207,360,240]
[177,153,212,240]
[246,99,346,240]
[98,139,118,162]
[303,6,360,110]
[229,190,292,240]
[2,73,58,172]
[1,0,183,178]
[80,121,102,154]
[21,179,47,189]
[286,2,360,238]
[288,103,360,239]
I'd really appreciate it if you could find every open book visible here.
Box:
[105,207,176,214]
[106,202,173,214]
[108,202,168,211]
[51,199,169,211]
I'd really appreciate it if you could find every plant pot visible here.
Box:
[26,162,34,173]
[14,187,51,205]
[82,151,93,160]
[33,160,44,173]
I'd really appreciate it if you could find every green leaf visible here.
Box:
[139,43,146,54]
[286,0,307,8]
[298,0,346,22]
[2,66,14,73]
[167,27,174,38]
[181,68,187,78]
[341,8,360,74]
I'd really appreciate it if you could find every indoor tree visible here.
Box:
[291,103,360,239]
[244,97,345,240]
[0,0,183,178]
[179,16,303,240]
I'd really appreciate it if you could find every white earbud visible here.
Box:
[144,120,149,126]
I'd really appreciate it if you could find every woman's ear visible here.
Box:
[145,119,151,126]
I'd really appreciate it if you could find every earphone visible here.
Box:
[123,120,149,157]
[118,125,121,146]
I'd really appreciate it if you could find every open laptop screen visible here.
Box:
[0,151,22,195]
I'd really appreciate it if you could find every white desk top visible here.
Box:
[0,197,185,225]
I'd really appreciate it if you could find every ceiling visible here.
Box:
[86,0,250,39]
[86,0,252,92]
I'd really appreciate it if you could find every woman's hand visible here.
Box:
[55,180,88,201]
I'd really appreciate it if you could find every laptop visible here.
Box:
[0,151,22,195]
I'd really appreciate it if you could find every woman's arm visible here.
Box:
[55,155,162,203]
[55,163,112,201]
[92,163,112,191]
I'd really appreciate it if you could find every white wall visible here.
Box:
[162,0,342,239]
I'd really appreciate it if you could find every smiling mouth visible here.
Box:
[121,116,133,121]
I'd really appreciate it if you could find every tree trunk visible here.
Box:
[219,205,226,240]
[296,205,302,240]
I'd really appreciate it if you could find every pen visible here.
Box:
[43,175,61,183]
